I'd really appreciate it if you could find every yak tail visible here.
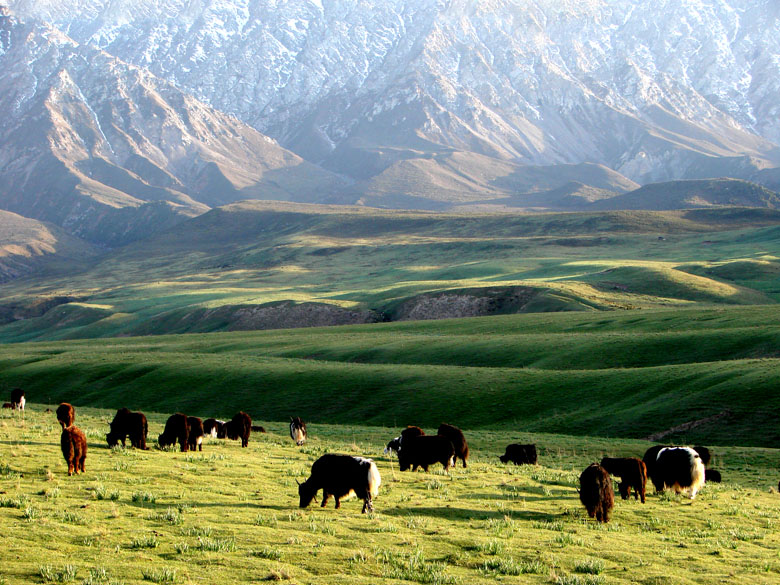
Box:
[367,461,381,498]
[689,456,706,499]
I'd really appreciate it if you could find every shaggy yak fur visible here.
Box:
[499,443,538,465]
[187,416,205,452]
[384,425,425,455]
[56,403,75,428]
[158,413,190,452]
[226,411,252,447]
[251,425,266,433]
[397,434,455,472]
[203,418,227,438]
[290,416,307,446]
[437,423,469,468]
[650,447,706,499]
[61,425,87,476]
[10,388,25,411]
[600,457,647,503]
[298,453,381,513]
[579,463,614,523]
[106,407,148,449]
[705,469,722,483]
[692,445,712,466]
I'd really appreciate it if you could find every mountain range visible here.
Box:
[1,0,780,250]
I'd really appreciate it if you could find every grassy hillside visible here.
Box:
[2,407,780,585]
[1,306,779,447]
[1,204,779,342]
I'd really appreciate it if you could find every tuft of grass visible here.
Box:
[574,558,605,574]
[197,536,236,553]
[481,557,546,575]
[131,491,156,504]
[141,567,177,583]
[252,547,283,561]
[39,564,78,583]
[130,534,159,549]
[378,548,458,584]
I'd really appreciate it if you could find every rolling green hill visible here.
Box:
[2,305,779,447]
[1,204,779,342]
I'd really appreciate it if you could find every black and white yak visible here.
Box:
[290,416,307,446]
[203,418,227,439]
[187,416,205,452]
[10,388,25,411]
[437,423,469,468]
[106,407,148,449]
[384,426,425,455]
[579,463,614,523]
[298,453,381,513]
[499,443,538,465]
[648,447,706,499]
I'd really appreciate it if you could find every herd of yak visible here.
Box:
[5,388,726,521]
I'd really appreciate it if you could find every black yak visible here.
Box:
[106,408,148,449]
[499,443,538,465]
[226,411,252,447]
[158,413,190,452]
[600,457,647,503]
[397,435,455,472]
[705,469,722,483]
[579,463,614,523]
[384,426,425,455]
[437,423,469,468]
[298,454,381,513]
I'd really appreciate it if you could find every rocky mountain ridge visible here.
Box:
[7,0,779,186]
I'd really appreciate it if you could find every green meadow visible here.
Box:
[2,205,780,342]
[2,407,780,585]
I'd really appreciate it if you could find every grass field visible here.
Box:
[2,407,780,585]
[1,306,779,448]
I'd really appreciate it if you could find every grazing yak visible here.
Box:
[649,447,706,499]
[251,425,266,433]
[2,402,12,409]
[644,445,712,483]
[10,388,25,411]
[203,418,227,439]
[384,426,425,455]
[106,408,148,449]
[290,417,307,446]
[187,416,205,452]
[298,453,381,513]
[600,457,647,503]
[61,425,87,476]
[226,411,252,447]
[705,469,722,483]
[437,423,469,468]
[579,463,614,523]
[397,434,455,473]
[56,403,75,428]
[158,413,190,452]
[499,443,538,465]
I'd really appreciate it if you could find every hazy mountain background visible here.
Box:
[1,0,779,309]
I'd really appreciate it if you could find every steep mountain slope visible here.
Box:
[0,9,344,245]
[9,0,779,188]
[0,209,98,282]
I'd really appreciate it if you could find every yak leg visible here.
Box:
[362,496,373,514]
[321,493,330,507]
[334,497,341,509]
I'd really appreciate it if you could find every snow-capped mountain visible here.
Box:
[0,7,344,244]
[7,0,779,187]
